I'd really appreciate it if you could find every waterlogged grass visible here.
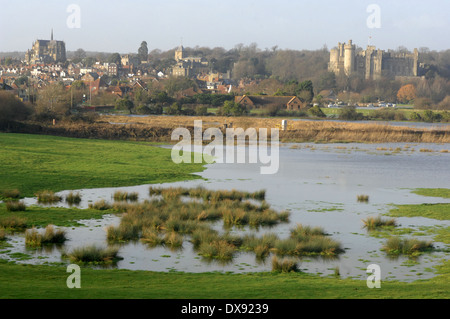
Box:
[0,203,110,228]
[388,203,450,221]
[412,188,450,199]
[0,133,206,197]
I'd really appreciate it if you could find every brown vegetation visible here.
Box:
[2,115,449,144]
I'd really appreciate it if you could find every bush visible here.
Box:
[0,91,32,122]
[338,105,365,120]
[308,105,326,118]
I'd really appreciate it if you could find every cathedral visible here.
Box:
[25,30,66,65]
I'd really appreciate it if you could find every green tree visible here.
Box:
[138,41,149,63]
[115,97,134,114]
[221,100,248,116]
[108,53,122,66]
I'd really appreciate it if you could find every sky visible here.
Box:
[1,0,449,53]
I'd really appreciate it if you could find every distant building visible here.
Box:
[235,95,306,111]
[172,45,209,77]
[329,40,419,80]
[25,30,66,65]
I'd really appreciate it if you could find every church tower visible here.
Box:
[175,45,185,61]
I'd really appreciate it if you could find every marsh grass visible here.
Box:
[0,228,6,241]
[0,189,21,200]
[109,187,341,260]
[362,216,397,230]
[25,225,67,247]
[382,236,434,256]
[0,215,27,230]
[113,191,139,202]
[357,195,370,203]
[36,190,62,204]
[65,245,122,263]
[5,201,26,212]
[271,256,299,273]
[65,192,82,205]
[89,199,112,210]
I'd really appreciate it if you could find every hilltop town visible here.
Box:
[1,32,450,119]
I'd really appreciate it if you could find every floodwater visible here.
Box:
[2,142,450,282]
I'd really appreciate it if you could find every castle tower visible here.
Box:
[344,40,355,76]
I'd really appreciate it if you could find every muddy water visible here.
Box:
[3,142,450,281]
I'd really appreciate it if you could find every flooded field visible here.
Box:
[3,142,449,282]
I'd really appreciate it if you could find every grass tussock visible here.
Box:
[35,190,62,204]
[382,236,434,256]
[271,256,299,273]
[362,216,397,230]
[0,228,6,241]
[5,201,26,212]
[0,215,27,230]
[65,245,122,264]
[88,199,113,210]
[113,191,139,202]
[357,194,370,203]
[65,192,82,205]
[108,187,343,261]
[25,225,67,247]
[0,189,21,200]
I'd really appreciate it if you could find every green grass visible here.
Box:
[0,260,448,299]
[0,203,111,228]
[412,188,450,199]
[0,133,206,197]
[387,203,450,221]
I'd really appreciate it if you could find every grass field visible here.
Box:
[0,132,449,299]
[0,133,205,198]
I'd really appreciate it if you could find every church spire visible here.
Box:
[51,28,53,41]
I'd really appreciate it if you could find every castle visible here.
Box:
[25,30,66,65]
[328,40,419,80]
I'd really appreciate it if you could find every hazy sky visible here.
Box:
[1,0,449,53]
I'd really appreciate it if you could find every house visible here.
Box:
[235,95,306,111]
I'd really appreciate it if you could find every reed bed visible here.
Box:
[382,236,433,256]
[64,245,121,264]
[5,201,26,212]
[65,192,82,205]
[97,115,450,144]
[25,225,67,247]
[35,190,62,204]
[362,216,397,230]
[0,228,6,241]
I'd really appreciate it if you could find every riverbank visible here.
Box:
[2,115,449,144]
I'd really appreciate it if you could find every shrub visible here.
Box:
[308,105,326,118]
